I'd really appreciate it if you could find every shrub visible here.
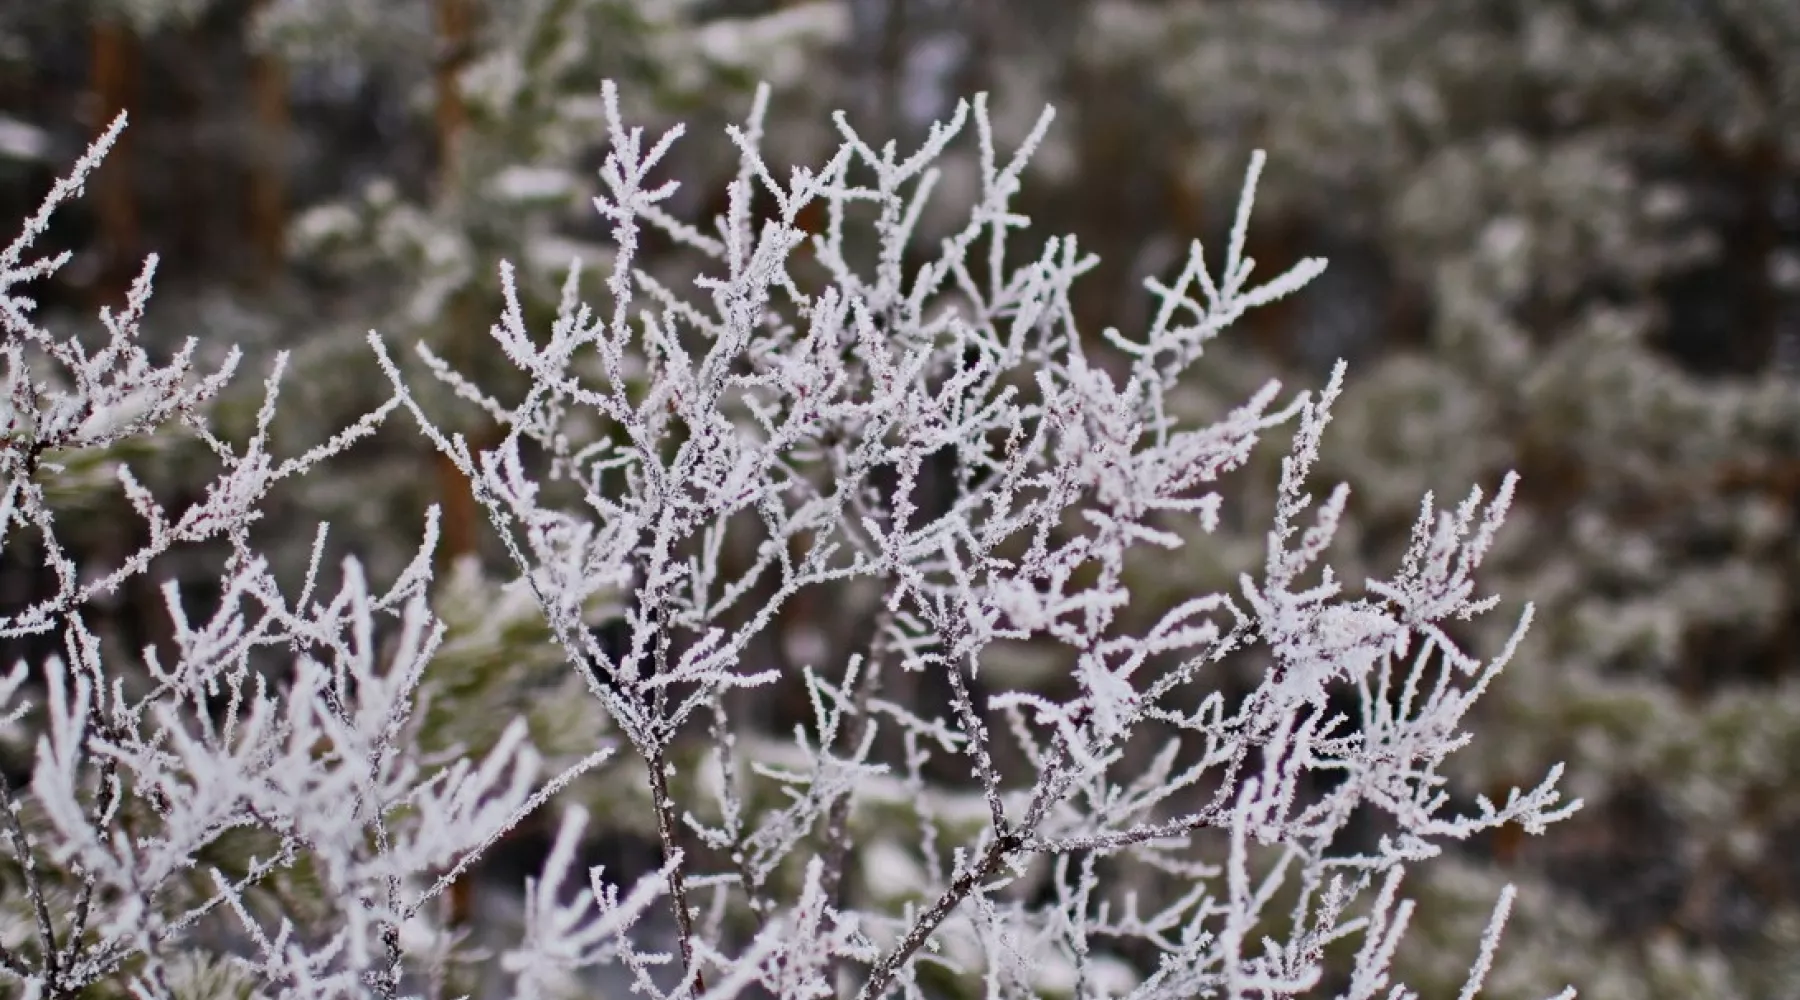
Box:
[0,87,1576,999]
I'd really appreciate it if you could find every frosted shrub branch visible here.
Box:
[0,87,1582,998]
[0,117,604,999]
[375,83,1579,999]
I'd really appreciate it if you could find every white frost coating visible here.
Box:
[0,80,1577,1000]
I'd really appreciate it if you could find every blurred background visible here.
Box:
[3,1,1800,996]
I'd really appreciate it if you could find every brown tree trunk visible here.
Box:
[434,0,473,199]
[90,18,138,305]
[248,22,289,282]
[430,0,486,573]
[432,1,485,934]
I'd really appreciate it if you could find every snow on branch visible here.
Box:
[0,85,1577,999]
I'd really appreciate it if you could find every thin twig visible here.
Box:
[0,767,58,987]
[647,744,706,996]
[817,602,893,908]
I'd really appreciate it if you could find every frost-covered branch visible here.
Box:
[380,82,1579,1000]
[1,77,1578,998]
